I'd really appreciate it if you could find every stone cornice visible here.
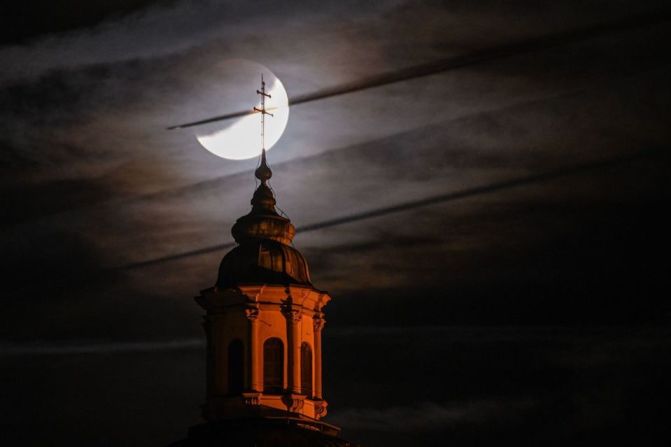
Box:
[196,284,331,316]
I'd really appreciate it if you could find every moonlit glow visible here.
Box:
[196,63,289,160]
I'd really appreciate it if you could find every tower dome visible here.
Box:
[216,149,311,288]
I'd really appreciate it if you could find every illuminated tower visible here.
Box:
[173,78,353,446]
[196,150,330,422]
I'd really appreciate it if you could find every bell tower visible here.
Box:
[171,77,354,446]
[195,149,331,421]
[195,73,336,427]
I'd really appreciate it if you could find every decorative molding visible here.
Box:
[315,400,328,418]
[249,285,266,301]
[282,306,302,322]
[290,288,311,306]
[313,316,326,331]
[282,394,305,413]
[243,395,261,406]
[244,306,260,321]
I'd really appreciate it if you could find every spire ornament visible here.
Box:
[228,74,296,247]
[254,74,274,151]
[251,75,275,208]
[255,148,272,184]
[249,75,276,211]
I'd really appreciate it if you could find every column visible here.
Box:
[245,307,261,392]
[313,315,325,399]
[285,307,302,394]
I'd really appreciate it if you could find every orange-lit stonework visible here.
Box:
[169,81,355,446]
[197,284,330,420]
[195,150,333,424]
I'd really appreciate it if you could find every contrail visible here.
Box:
[167,10,671,129]
[6,14,668,229]
[114,147,666,270]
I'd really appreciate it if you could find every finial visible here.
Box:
[249,76,277,212]
[255,148,272,183]
[229,73,296,247]
[253,74,274,185]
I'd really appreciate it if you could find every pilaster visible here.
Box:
[245,305,261,393]
[313,315,325,399]
[283,306,302,395]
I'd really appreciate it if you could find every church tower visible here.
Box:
[171,77,355,447]
[195,149,331,422]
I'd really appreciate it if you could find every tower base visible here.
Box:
[169,417,357,447]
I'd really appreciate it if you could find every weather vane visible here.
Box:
[253,74,274,152]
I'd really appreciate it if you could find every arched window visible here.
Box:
[263,338,284,394]
[228,339,244,394]
[301,342,313,397]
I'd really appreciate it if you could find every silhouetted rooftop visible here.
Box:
[170,419,356,447]
[216,150,311,288]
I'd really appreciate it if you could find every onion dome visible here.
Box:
[217,150,311,288]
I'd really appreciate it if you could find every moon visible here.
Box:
[196,61,289,160]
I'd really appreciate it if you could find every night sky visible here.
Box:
[1,1,671,446]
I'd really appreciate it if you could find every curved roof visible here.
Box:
[216,149,312,288]
[217,239,311,288]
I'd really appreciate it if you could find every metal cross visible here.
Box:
[253,74,274,150]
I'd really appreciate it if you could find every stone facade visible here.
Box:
[196,284,330,420]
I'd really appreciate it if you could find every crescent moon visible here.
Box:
[196,62,289,160]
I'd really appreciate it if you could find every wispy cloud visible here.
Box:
[329,399,536,431]
[0,338,203,356]
[0,0,403,85]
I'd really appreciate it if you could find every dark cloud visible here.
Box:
[0,177,111,226]
[1,327,669,445]
[328,399,536,431]
[325,326,671,445]
[0,338,202,356]
[0,0,405,85]
[0,1,159,44]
